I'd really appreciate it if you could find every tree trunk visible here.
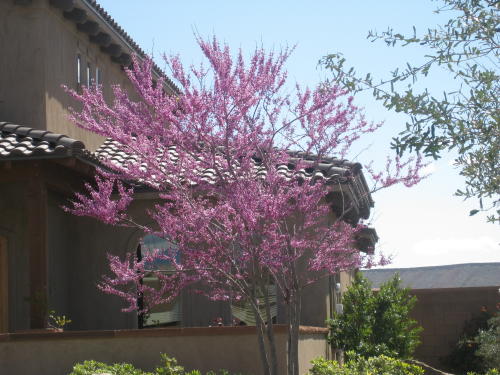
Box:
[255,317,272,375]
[264,285,278,375]
[287,291,301,375]
[250,286,272,375]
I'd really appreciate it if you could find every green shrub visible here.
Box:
[69,360,153,375]
[155,354,189,375]
[68,354,240,375]
[476,315,500,370]
[309,353,424,375]
[467,370,500,375]
[441,308,493,373]
[328,272,422,359]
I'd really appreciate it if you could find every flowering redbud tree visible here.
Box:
[66,37,424,375]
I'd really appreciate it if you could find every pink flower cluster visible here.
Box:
[65,36,424,321]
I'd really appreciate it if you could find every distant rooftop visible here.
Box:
[363,263,500,289]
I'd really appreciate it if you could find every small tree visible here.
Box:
[65,37,423,375]
[328,272,422,359]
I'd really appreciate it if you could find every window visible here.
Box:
[137,234,181,328]
[329,273,343,318]
[76,55,82,86]
[86,63,92,87]
[231,284,277,326]
[95,66,102,86]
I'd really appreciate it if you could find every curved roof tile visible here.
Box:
[0,122,85,159]
[94,138,374,219]
[0,122,374,220]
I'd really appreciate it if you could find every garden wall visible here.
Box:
[410,286,499,367]
[0,325,330,375]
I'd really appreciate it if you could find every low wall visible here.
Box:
[0,325,330,375]
[410,286,499,368]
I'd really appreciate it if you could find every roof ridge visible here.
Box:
[363,262,500,289]
[364,262,500,272]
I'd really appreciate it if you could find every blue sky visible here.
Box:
[97,0,499,268]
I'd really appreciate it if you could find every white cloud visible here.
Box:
[386,236,500,268]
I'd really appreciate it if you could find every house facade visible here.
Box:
[0,0,376,334]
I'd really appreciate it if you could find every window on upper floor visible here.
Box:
[76,55,82,86]
[86,63,92,87]
[96,66,102,86]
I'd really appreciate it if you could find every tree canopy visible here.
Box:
[322,0,499,223]
[65,37,423,375]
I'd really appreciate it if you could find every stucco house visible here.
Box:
[0,0,377,336]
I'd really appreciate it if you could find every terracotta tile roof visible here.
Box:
[96,139,362,183]
[0,122,85,159]
[0,123,374,220]
[95,139,375,219]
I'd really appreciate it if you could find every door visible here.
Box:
[0,236,7,333]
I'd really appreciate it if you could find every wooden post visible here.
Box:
[26,175,48,329]
[0,236,8,333]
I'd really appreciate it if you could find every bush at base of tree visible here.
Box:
[68,354,242,375]
[308,353,424,375]
[327,272,422,359]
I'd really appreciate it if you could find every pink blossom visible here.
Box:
[64,172,133,225]
[66,36,424,375]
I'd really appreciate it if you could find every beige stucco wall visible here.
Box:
[0,1,47,129]
[0,181,31,331]
[48,191,122,330]
[0,165,351,332]
[0,165,153,332]
[298,333,332,375]
[301,277,331,327]
[182,286,232,327]
[0,0,142,151]
[0,326,329,375]
[43,1,140,151]
[46,189,164,331]
[339,269,355,295]
[0,1,155,330]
